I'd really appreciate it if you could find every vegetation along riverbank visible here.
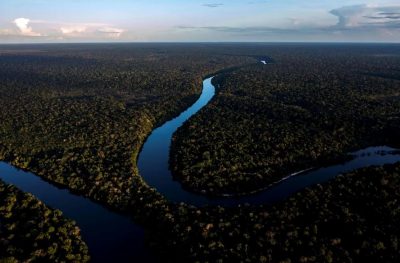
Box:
[1,43,400,262]
[0,179,89,262]
[171,44,400,195]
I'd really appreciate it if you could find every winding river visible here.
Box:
[137,72,400,206]
[0,61,400,261]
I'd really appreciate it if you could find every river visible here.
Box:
[1,61,399,261]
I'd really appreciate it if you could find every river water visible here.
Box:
[0,162,154,263]
[1,61,399,261]
[137,76,400,206]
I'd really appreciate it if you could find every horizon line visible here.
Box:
[1,41,400,45]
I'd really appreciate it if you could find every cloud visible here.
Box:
[59,24,124,38]
[13,18,41,36]
[60,26,87,35]
[3,18,125,41]
[177,4,400,41]
[366,12,400,20]
[202,3,223,8]
[97,27,124,38]
[176,25,303,36]
[329,5,400,29]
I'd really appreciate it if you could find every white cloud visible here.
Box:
[60,26,87,35]
[59,24,124,38]
[330,4,400,29]
[13,18,41,36]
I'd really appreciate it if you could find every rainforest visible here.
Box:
[0,43,400,263]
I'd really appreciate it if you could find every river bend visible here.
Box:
[1,61,399,261]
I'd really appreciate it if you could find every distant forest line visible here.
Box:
[0,43,399,262]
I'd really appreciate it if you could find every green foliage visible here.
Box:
[0,44,253,209]
[1,44,400,262]
[0,179,89,262]
[163,163,400,262]
[171,45,400,195]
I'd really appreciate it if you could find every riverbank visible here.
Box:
[0,178,90,262]
[1,44,400,262]
[170,49,400,195]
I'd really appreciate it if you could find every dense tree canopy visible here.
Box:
[0,43,254,208]
[172,45,400,195]
[1,43,399,262]
[164,162,400,262]
[0,179,89,262]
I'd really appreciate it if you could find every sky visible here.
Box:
[0,0,399,43]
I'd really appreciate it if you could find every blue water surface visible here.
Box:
[1,64,400,261]
[0,162,154,263]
